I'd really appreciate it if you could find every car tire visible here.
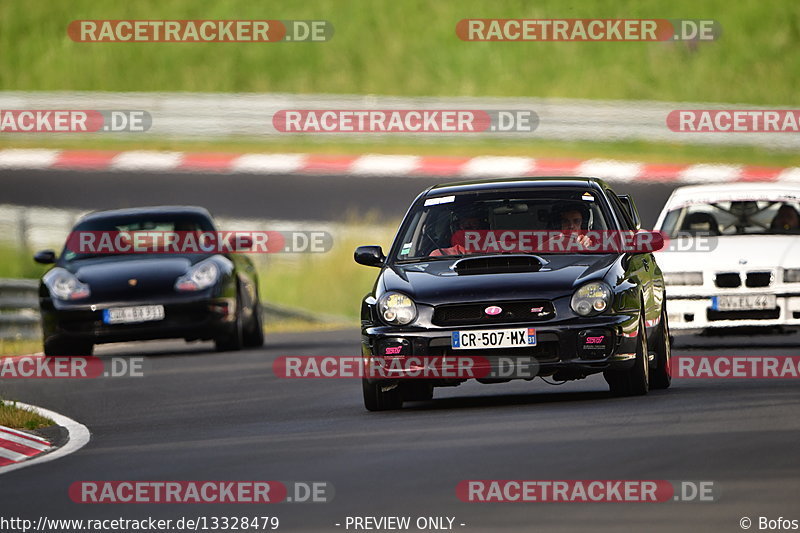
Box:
[214,289,243,352]
[605,309,649,396]
[242,300,264,348]
[362,378,403,411]
[44,338,94,357]
[400,381,434,402]
[649,306,672,390]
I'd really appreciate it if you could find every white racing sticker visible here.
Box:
[424,195,456,206]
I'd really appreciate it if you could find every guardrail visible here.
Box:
[0,279,40,340]
[0,91,796,149]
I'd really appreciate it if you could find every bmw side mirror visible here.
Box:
[34,250,57,264]
[354,246,385,267]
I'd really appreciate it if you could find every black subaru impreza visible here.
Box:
[355,177,671,410]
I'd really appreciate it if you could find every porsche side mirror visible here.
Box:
[34,250,57,264]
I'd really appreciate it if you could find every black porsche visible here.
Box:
[34,206,264,356]
[355,177,671,410]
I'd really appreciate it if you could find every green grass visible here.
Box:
[257,218,396,321]
[0,339,42,356]
[1,136,799,168]
[0,401,53,430]
[1,0,798,104]
[0,244,50,279]
[0,220,396,326]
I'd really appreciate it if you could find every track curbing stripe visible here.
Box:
[0,402,90,475]
[0,149,797,183]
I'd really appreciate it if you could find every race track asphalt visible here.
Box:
[1,169,678,228]
[2,168,797,531]
[1,330,798,532]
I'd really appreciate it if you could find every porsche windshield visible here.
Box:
[393,189,613,261]
[660,199,800,237]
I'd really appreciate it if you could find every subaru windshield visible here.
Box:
[392,188,614,262]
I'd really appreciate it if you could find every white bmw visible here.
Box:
[654,183,800,332]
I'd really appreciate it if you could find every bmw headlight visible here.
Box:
[44,268,90,300]
[663,271,703,286]
[377,292,417,326]
[175,259,220,291]
[571,282,612,316]
[784,268,800,283]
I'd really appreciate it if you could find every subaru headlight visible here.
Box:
[571,281,612,316]
[44,268,90,300]
[175,259,220,291]
[784,268,800,283]
[377,292,417,326]
[663,271,703,286]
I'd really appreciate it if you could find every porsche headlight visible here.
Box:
[377,292,417,326]
[43,268,90,300]
[663,271,704,286]
[571,282,612,316]
[175,259,220,291]
[784,268,800,283]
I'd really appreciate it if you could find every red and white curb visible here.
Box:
[0,401,90,474]
[0,425,52,466]
[0,149,798,183]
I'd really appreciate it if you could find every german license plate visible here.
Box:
[711,294,776,311]
[103,305,165,324]
[452,328,536,350]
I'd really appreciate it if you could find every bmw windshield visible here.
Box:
[660,199,800,237]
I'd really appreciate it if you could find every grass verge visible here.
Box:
[0,401,54,430]
[1,0,798,105]
[1,137,799,167]
[0,244,50,279]
[0,340,43,357]
[0,219,395,334]
[257,218,396,321]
